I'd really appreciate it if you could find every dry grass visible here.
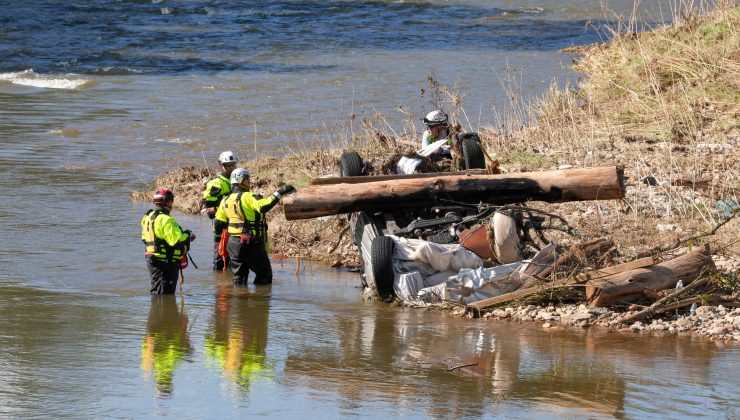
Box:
[479,2,740,259]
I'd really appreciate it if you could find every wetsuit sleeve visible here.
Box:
[202,178,222,208]
[160,217,190,248]
[140,214,148,241]
[214,199,228,223]
[213,199,229,234]
[243,193,279,214]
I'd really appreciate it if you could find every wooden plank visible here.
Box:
[575,257,655,282]
[467,278,557,311]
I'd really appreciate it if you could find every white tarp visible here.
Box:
[396,156,422,174]
[418,139,449,157]
[389,234,556,305]
[395,139,449,174]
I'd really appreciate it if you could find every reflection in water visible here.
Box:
[204,284,271,395]
[0,284,736,417]
[284,311,627,418]
[141,295,192,397]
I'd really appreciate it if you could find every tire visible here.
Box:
[339,151,363,177]
[370,236,395,299]
[460,133,485,170]
[352,212,376,250]
[352,211,378,288]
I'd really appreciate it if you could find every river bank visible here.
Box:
[132,4,739,341]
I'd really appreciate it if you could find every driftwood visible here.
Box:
[575,257,656,283]
[619,276,710,324]
[585,251,715,307]
[467,255,654,311]
[623,293,739,323]
[285,166,625,220]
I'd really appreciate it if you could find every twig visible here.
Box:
[619,272,711,324]
[447,362,478,371]
[328,225,350,254]
[637,212,738,258]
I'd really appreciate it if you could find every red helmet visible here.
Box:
[153,188,175,205]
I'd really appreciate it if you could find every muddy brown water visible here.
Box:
[1,0,738,417]
[0,214,738,418]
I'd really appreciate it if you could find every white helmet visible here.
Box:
[423,110,448,127]
[218,151,238,164]
[230,167,251,185]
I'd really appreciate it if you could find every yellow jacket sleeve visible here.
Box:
[158,217,190,248]
[242,193,279,214]
[214,199,228,223]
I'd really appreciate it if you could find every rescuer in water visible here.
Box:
[202,151,238,271]
[141,189,196,294]
[214,168,295,285]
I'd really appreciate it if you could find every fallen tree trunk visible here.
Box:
[585,251,715,307]
[285,166,625,220]
[310,169,487,185]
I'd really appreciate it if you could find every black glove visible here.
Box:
[277,184,296,196]
[214,220,228,235]
[206,208,216,219]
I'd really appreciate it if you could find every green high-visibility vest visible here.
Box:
[202,174,232,208]
[141,209,191,262]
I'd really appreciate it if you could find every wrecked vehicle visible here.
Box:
[349,205,537,299]
[284,166,626,302]
[338,132,486,177]
[337,133,494,298]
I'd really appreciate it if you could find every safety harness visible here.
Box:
[143,209,181,263]
[228,192,268,242]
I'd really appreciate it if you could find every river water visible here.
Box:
[1,0,738,418]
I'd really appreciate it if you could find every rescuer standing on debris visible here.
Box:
[141,189,196,294]
[421,110,450,149]
[214,168,296,285]
[203,151,238,271]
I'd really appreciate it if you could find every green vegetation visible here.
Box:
[495,145,554,170]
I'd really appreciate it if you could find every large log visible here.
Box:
[585,251,715,307]
[284,166,625,220]
[310,169,487,185]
